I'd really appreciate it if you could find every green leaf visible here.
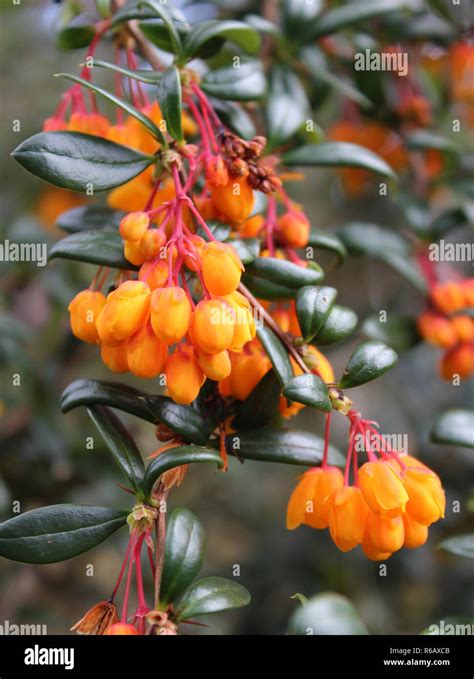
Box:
[90,58,162,85]
[266,66,309,147]
[197,220,232,242]
[307,232,347,265]
[313,304,358,345]
[138,0,184,61]
[430,410,474,449]
[12,132,153,192]
[306,0,416,40]
[139,21,191,55]
[57,25,96,50]
[157,65,183,142]
[228,428,344,467]
[282,0,323,34]
[241,273,296,301]
[60,379,211,445]
[49,229,134,270]
[282,374,331,412]
[242,13,282,38]
[161,508,205,605]
[233,371,282,430]
[0,505,127,564]
[86,406,145,495]
[209,99,256,140]
[201,60,266,101]
[282,142,396,180]
[143,446,223,500]
[362,315,420,352]
[183,20,260,59]
[176,576,250,621]
[288,593,369,635]
[256,326,294,386]
[296,286,337,341]
[56,205,125,233]
[439,534,474,559]
[227,238,260,264]
[247,257,324,289]
[57,73,166,144]
[340,340,398,389]
[406,130,458,154]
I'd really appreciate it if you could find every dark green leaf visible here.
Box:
[241,273,296,300]
[430,410,474,449]
[362,315,420,352]
[12,132,153,192]
[197,220,231,242]
[406,130,458,154]
[308,232,347,265]
[256,326,294,386]
[288,593,369,635]
[282,374,331,412]
[183,20,260,59]
[296,286,337,341]
[56,206,125,233]
[227,238,260,264]
[266,66,309,147]
[143,446,223,500]
[233,371,282,430]
[90,58,162,85]
[228,428,344,467]
[313,305,358,345]
[138,0,184,60]
[247,257,324,289]
[0,505,127,564]
[340,340,398,389]
[57,25,96,50]
[157,65,183,142]
[161,508,205,605]
[282,0,323,35]
[86,406,145,495]
[209,99,256,139]
[49,229,134,270]
[139,21,191,54]
[282,142,396,180]
[201,59,266,101]
[439,534,474,559]
[243,13,282,37]
[176,576,250,621]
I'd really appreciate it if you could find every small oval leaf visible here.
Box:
[296,285,338,341]
[282,373,332,412]
[247,257,324,289]
[183,20,260,58]
[157,65,183,142]
[176,576,251,621]
[256,326,294,386]
[49,229,135,269]
[56,205,125,233]
[312,305,358,345]
[339,340,398,389]
[288,593,369,635]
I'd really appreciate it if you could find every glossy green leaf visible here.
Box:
[282,142,396,180]
[12,132,153,192]
[406,130,458,154]
[282,374,331,412]
[439,534,474,559]
[282,0,323,34]
[183,20,260,59]
[60,379,211,445]
[247,257,324,289]
[362,315,420,352]
[288,593,369,635]
[57,25,96,50]
[339,340,398,389]
[201,60,266,101]
[161,508,205,605]
[227,428,344,467]
[308,232,347,265]
[227,238,260,264]
[243,13,282,38]
[56,205,125,233]
[296,286,337,341]
[86,406,145,494]
[241,273,296,301]
[49,229,134,270]
[138,0,184,60]
[430,410,474,449]
[157,65,183,142]
[176,576,250,621]
[233,371,282,430]
[90,58,162,85]
[313,305,358,345]
[266,66,309,147]
[143,446,223,500]
[139,21,191,55]
[0,505,127,564]
[256,326,294,386]
[210,99,256,139]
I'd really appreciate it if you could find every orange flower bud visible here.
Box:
[278,211,310,249]
[221,291,256,351]
[201,241,244,295]
[210,176,254,223]
[205,155,229,187]
[119,211,150,242]
[417,311,457,348]
[101,342,129,373]
[286,470,319,530]
[97,281,151,344]
[43,116,67,132]
[451,315,474,343]
[238,214,265,238]
[439,343,474,380]
[105,623,139,636]
[165,346,204,404]
[358,460,409,517]
[71,601,119,635]
[127,323,168,378]
[272,308,291,333]
[138,259,169,290]
[402,467,445,525]
[402,512,429,548]
[328,486,368,552]
[150,286,192,345]
[196,348,231,380]
[431,281,465,315]
[361,529,392,561]
[287,467,344,530]
[140,229,166,259]
[228,351,271,400]
[366,512,404,553]
[192,299,235,354]
[461,278,474,307]
[68,290,106,344]
[184,235,205,272]
[124,239,147,266]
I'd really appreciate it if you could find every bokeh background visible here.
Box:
[0,0,472,635]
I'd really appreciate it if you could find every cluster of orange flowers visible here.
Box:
[418,278,474,380]
[287,411,445,560]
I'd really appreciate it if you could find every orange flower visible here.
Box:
[165,345,204,404]
[451,315,474,343]
[68,290,106,344]
[205,155,229,187]
[278,211,310,249]
[461,278,474,306]
[365,512,404,553]
[139,260,168,290]
[124,239,147,266]
[238,214,264,238]
[210,175,254,223]
[287,467,344,530]
[402,512,429,549]
[192,299,235,354]
[431,281,465,315]
[196,348,232,380]
[358,460,409,517]
[68,112,110,137]
[97,281,151,344]
[221,291,256,351]
[201,241,244,295]
[328,486,368,552]
[100,342,129,373]
[140,229,166,260]
[127,323,168,378]
[150,286,192,345]
[361,533,392,562]
[119,211,150,242]
[402,467,445,526]
[105,623,139,636]
[71,601,119,635]
[225,351,271,400]
[417,311,457,348]
[439,343,474,380]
